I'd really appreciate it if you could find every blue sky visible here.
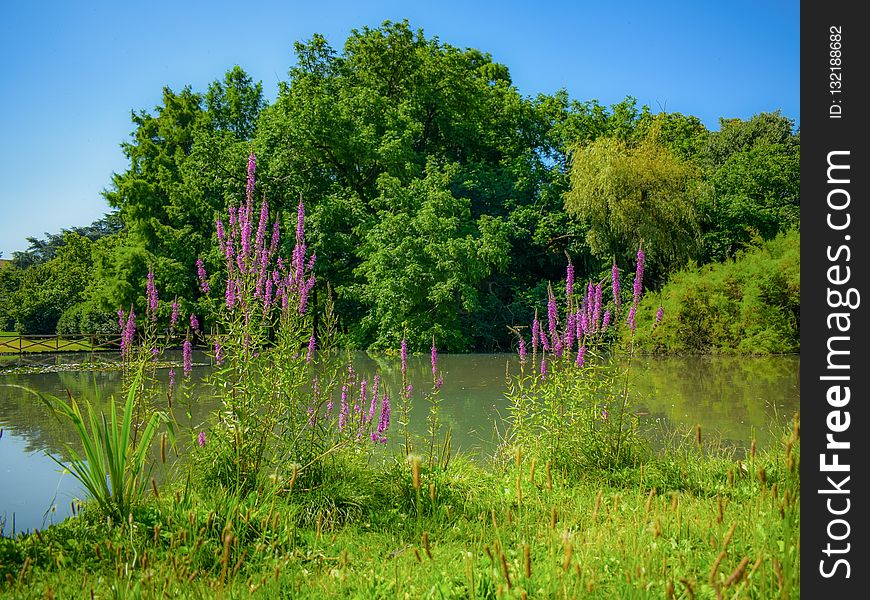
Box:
[0,0,799,256]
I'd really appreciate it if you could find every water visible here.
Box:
[0,351,799,534]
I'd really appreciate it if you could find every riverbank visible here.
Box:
[0,414,799,599]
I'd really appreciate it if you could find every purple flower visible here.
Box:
[400,337,408,378]
[628,305,637,334]
[431,341,438,378]
[376,393,391,443]
[306,334,316,364]
[117,307,125,332]
[633,246,645,305]
[299,275,315,314]
[216,218,226,255]
[246,152,256,203]
[269,217,280,260]
[214,339,223,366]
[601,408,609,421]
[170,300,179,334]
[655,305,664,326]
[436,375,443,389]
[612,260,620,308]
[518,336,527,365]
[602,310,611,334]
[565,312,576,353]
[531,313,540,355]
[339,385,349,432]
[566,262,575,298]
[547,286,558,340]
[255,196,269,261]
[592,283,602,333]
[197,431,206,447]
[124,309,136,356]
[575,310,584,342]
[146,268,158,320]
[183,338,193,377]
[540,356,547,380]
[225,278,237,310]
[196,257,209,294]
[190,314,199,333]
[576,344,586,367]
[168,367,176,390]
[368,375,380,423]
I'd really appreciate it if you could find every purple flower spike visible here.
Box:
[198,431,207,447]
[196,257,209,294]
[655,306,664,326]
[168,367,176,390]
[190,314,199,333]
[628,305,637,334]
[183,337,193,377]
[547,286,558,339]
[246,152,256,203]
[431,340,438,378]
[633,246,645,304]
[576,345,586,367]
[170,300,179,334]
[540,356,547,380]
[214,339,224,366]
[612,260,620,307]
[339,384,349,432]
[146,269,158,320]
[602,310,611,334]
[518,336,527,365]
[376,393,391,443]
[400,337,408,378]
[566,262,575,299]
[306,334,316,364]
[531,313,540,355]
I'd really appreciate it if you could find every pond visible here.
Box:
[0,351,800,535]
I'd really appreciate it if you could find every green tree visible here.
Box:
[564,132,701,281]
[353,163,510,351]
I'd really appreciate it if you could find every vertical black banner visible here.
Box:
[802,1,869,595]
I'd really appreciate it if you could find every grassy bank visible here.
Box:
[0,418,799,599]
[631,229,799,355]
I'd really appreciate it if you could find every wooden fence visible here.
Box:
[0,334,123,354]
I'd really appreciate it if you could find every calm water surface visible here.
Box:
[0,351,799,534]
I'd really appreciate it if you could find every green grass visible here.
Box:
[0,335,95,353]
[0,418,799,599]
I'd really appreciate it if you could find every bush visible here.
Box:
[631,229,799,354]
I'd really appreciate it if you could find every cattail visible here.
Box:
[717,495,724,523]
[411,455,421,491]
[696,424,702,449]
[160,433,167,464]
[516,476,522,504]
[151,478,159,499]
[709,550,727,584]
[429,483,436,505]
[523,543,531,578]
[422,532,432,559]
[529,458,537,485]
[562,541,573,572]
[722,522,737,549]
[545,461,552,490]
[727,469,734,487]
[724,557,749,587]
[645,488,656,514]
[499,550,512,589]
[757,467,767,485]
[750,438,757,459]
[550,506,557,529]
[515,446,522,467]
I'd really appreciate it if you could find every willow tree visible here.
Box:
[564,132,701,282]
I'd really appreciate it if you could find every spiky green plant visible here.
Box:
[37,369,163,519]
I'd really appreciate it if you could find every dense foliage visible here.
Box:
[0,21,799,352]
[631,229,800,354]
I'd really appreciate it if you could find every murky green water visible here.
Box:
[0,351,799,534]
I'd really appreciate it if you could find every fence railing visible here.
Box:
[0,334,123,354]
